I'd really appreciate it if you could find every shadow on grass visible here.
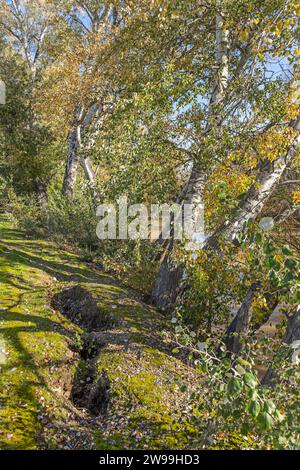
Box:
[0,222,87,449]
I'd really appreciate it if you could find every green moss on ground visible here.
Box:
[94,345,199,450]
[0,217,81,449]
[0,215,198,450]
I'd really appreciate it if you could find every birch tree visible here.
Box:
[152,0,300,311]
[49,1,122,198]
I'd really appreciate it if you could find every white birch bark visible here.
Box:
[152,11,229,310]
[217,117,300,353]
[206,116,300,250]
[62,104,100,198]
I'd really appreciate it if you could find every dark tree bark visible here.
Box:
[36,180,48,207]
[152,249,184,311]
[221,284,280,355]
[262,305,300,386]
[221,282,261,355]
[151,166,206,310]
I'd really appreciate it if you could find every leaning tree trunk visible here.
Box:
[215,117,300,352]
[152,11,229,310]
[262,304,300,386]
[221,282,261,355]
[152,166,207,310]
[154,114,300,312]
[206,116,300,251]
[221,277,282,355]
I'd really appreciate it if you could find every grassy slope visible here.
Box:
[0,216,197,450]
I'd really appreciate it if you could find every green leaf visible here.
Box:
[241,422,249,437]
[282,245,292,256]
[227,377,243,396]
[255,233,262,243]
[247,389,258,400]
[271,259,281,271]
[244,372,257,389]
[265,256,280,271]
[248,399,261,418]
[236,364,246,375]
[263,400,276,414]
[263,242,275,255]
[284,258,297,270]
[269,269,279,284]
[294,290,300,303]
[282,271,294,284]
[237,358,252,368]
[258,411,273,430]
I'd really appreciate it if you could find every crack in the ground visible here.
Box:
[52,285,114,417]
